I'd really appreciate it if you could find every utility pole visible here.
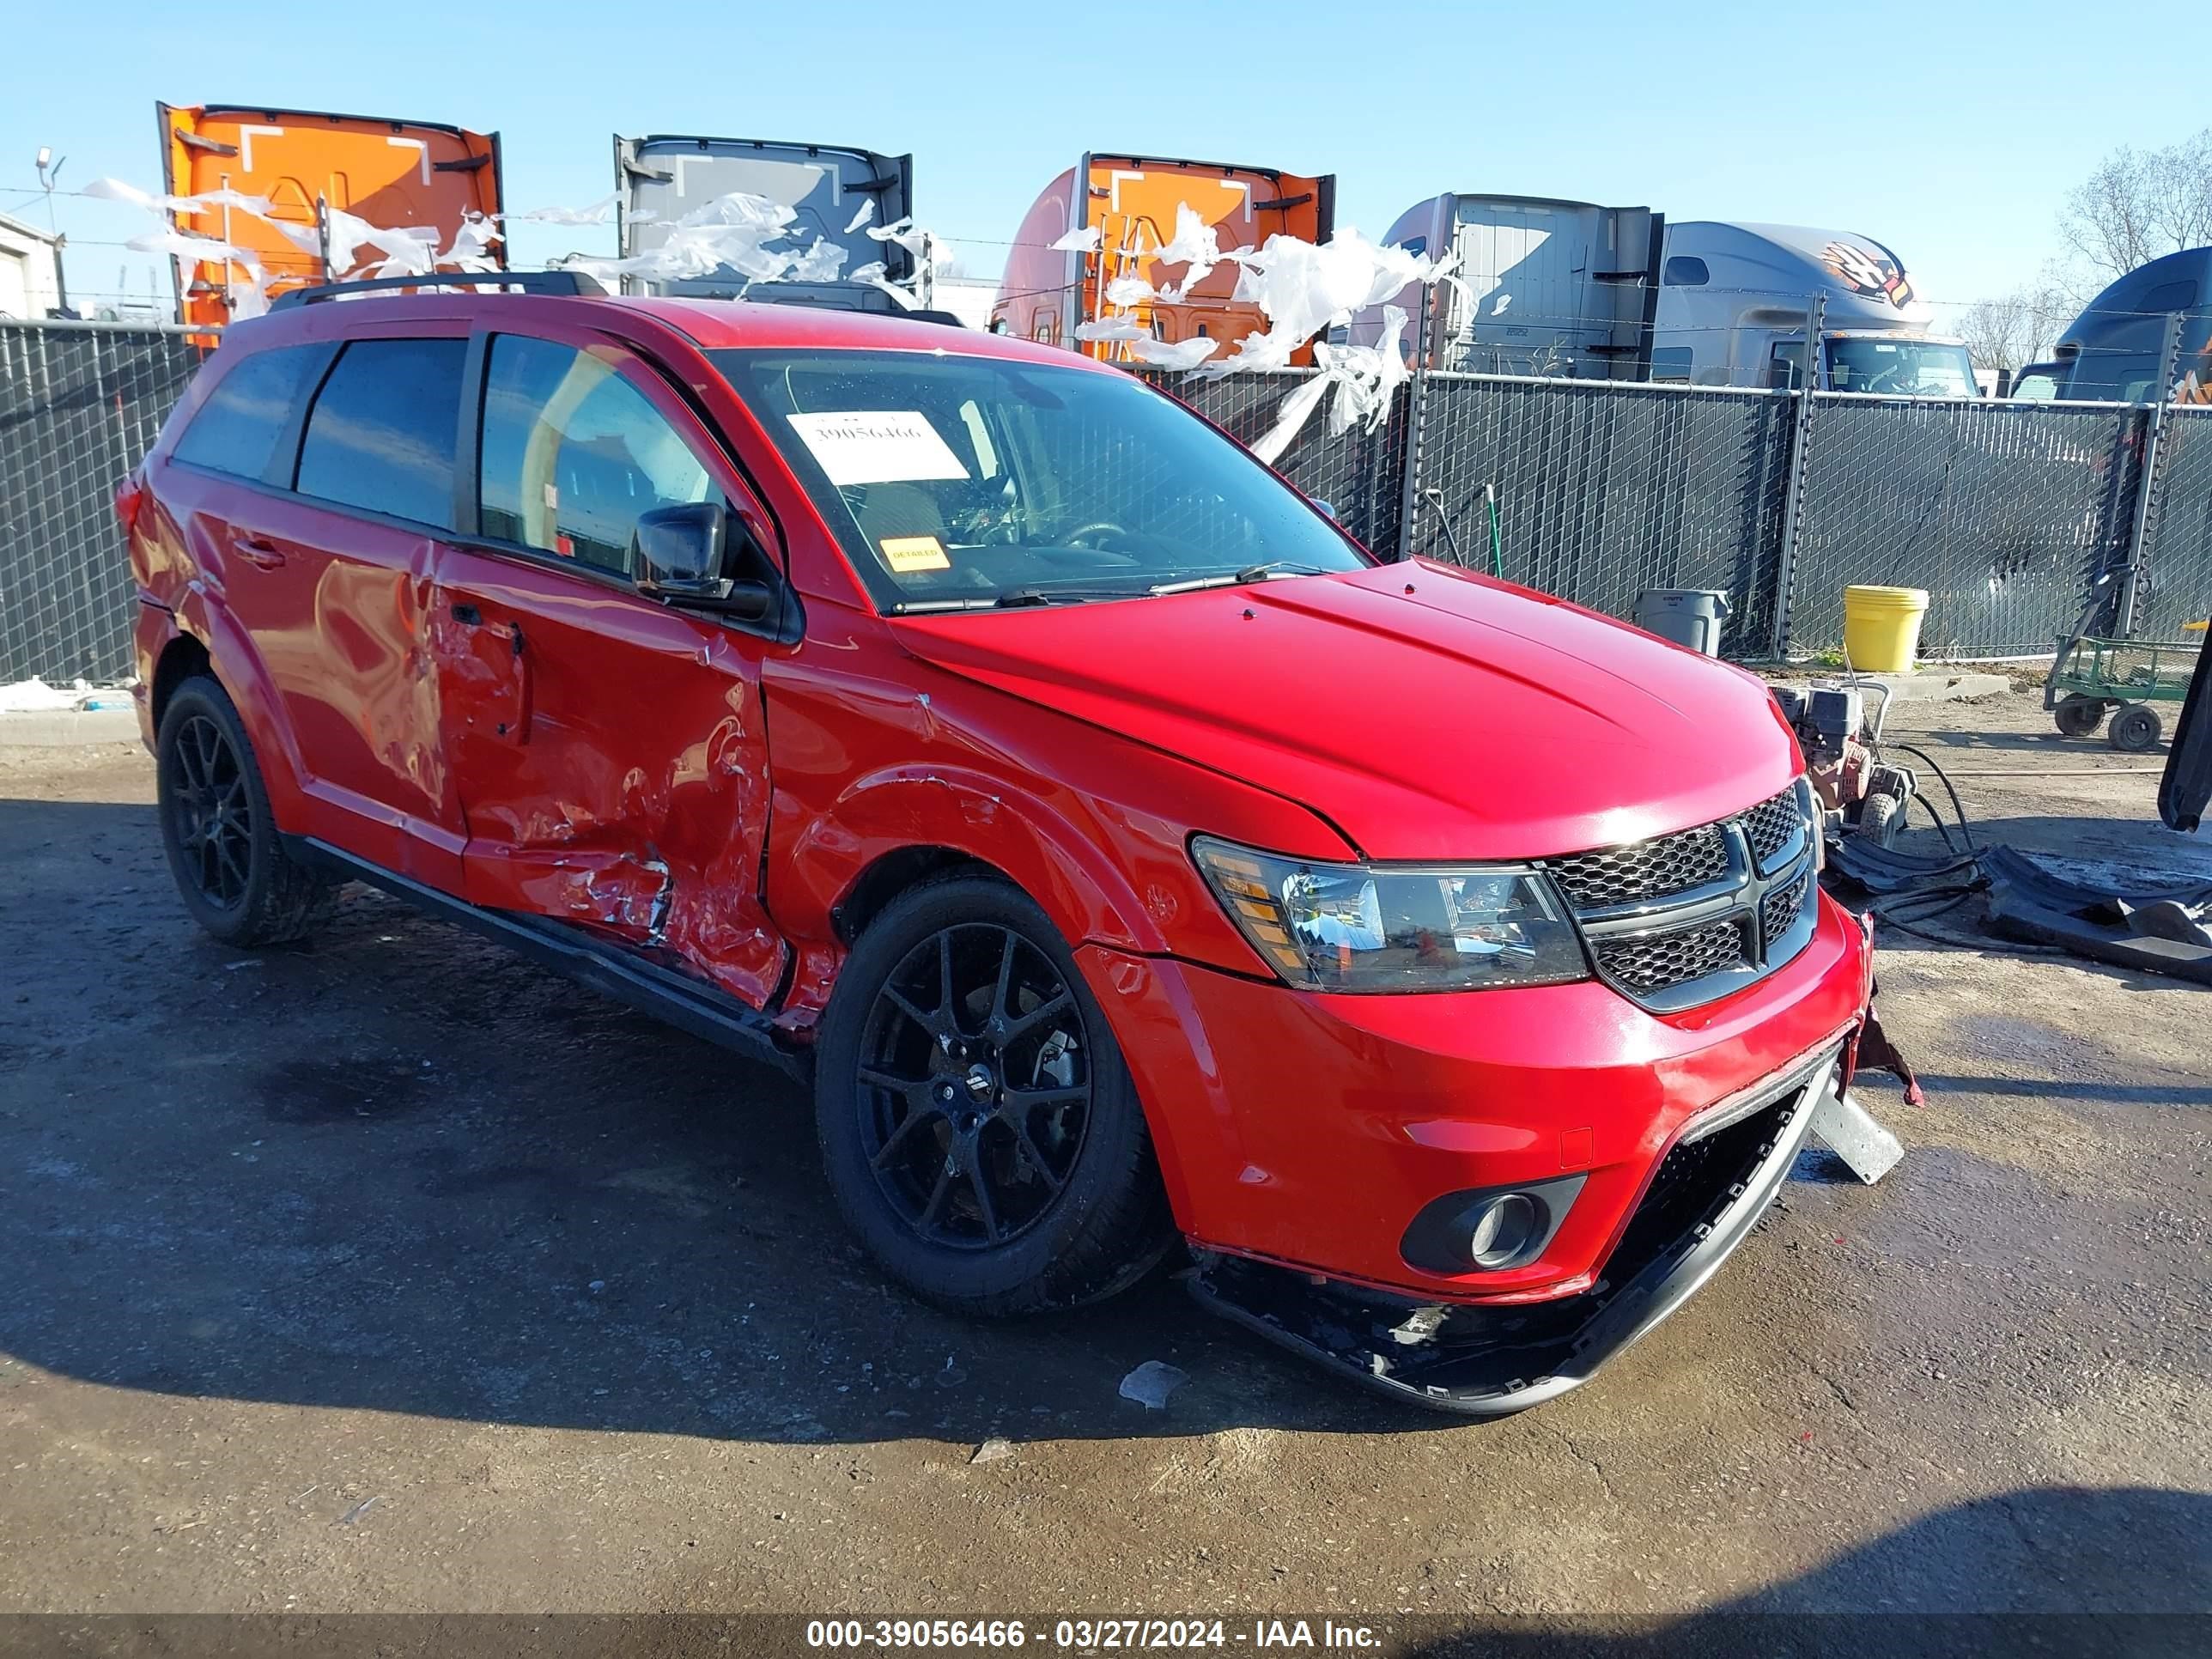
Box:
[33,146,70,316]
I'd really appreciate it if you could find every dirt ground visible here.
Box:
[1,685,2207,1642]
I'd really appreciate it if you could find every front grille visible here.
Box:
[1741,788,1804,872]
[1548,824,1729,909]
[1593,918,1748,993]
[1760,868,1812,945]
[1552,783,1814,1010]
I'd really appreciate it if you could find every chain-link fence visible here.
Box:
[2136,404,2212,642]
[1784,393,2143,659]
[2,321,205,684]
[2,315,2204,686]
[1404,374,1796,659]
[1140,368,1409,560]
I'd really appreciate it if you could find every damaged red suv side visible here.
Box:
[125,275,1873,1413]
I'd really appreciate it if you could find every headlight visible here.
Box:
[1191,836,1589,994]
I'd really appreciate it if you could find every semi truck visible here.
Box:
[613,134,919,312]
[1353,203,1975,396]
[158,102,504,331]
[1650,222,1978,395]
[2010,248,2212,404]
[1346,192,1663,378]
[990,154,1334,362]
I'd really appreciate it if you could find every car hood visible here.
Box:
[892,562,1802,861]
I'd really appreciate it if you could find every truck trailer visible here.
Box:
[613,134,918,313]
[991,154,1334,362]
[158,102,503,330]
[1348,192,1662,378]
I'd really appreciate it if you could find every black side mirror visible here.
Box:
[635,501,774,622]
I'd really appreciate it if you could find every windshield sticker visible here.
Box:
[880,534,951,574]
[786,410,970,487]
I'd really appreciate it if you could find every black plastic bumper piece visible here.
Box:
[1188,1044,1839,1417]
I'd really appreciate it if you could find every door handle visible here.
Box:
[232,535,285,569]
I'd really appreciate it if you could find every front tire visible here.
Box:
[814,874,1172,1315]
[155,675,336,947]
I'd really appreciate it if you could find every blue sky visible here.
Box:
[6,0,2207,318]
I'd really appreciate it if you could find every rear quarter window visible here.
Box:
[295,338,467,528]
[170,343,328,480]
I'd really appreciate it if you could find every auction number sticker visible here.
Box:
[787,410,970,487]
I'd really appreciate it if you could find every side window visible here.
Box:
[171,343,325,479]
[1648,346,1694,384]
[295,338,466,527]
[1663,256,1710,287]
[477,335,714,578]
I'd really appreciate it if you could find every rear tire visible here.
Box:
[2053,694,2106,738]
[2109,702,2162,753]
[155,675,337,947]
[814,873,1173,1316]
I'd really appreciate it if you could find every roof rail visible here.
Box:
[269,270,608,311]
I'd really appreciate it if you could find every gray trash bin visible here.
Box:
[1635,588,1733,656]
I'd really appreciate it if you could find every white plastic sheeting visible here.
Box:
[1048,227,1102,253]
[1067,199,1457,459]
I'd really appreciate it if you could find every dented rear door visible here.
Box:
[432,324,787,1008]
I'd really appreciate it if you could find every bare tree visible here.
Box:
[2056,127,2212,285]
[1956,292,2041,374]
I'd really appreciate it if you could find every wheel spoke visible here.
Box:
[857,1065,927,1097]
[870,1103,945,1171]
[880,985,939,1036]
[918,1164,956,1231]
[1010,1118,1066,1194]
[1002,992,1073,1045]
[937,931,958,1031]
[1003,1083,1086,1111]
[965,1149,1002,1243]
[989,932,1018,1026]
[214,835,248,899]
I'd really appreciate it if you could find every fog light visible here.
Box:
[1400,1173,1587,1276]
[1469,1193,1540,1267]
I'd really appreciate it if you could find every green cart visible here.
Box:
[2045,627,2205,751]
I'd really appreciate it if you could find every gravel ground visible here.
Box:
[1,685,2206,1643]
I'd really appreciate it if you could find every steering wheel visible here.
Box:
[1062,520,1133,550]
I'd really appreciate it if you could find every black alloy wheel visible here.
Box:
[165,711,253,910]
[855,922,1091,1249]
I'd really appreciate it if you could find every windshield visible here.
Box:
[709,349,1367,610]
[1826,337,1979,398]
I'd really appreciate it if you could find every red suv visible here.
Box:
[124,274,1873,1414]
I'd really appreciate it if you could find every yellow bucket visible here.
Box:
[1841,585,1929,672]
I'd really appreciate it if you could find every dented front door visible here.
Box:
[430,327,786,1008]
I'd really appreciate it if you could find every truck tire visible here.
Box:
[814,873,1173,1316]
[155,675,337,947]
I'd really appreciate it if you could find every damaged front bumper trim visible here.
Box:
[1188,1042,1840,1416]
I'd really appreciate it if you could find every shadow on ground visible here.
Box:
[0,798,1471,1449]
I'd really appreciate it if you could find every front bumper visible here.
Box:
[1187,1042,1838,1414]
[1077,889,1869,1303]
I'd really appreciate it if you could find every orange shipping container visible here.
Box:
[992,154,1334,363]
[158,103,504,329]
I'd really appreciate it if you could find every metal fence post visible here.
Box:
[1394,280,1438,561]
[2115,311,2187,638]
[1765,293,1825,658]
